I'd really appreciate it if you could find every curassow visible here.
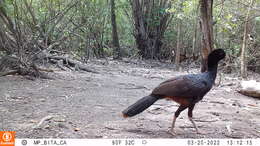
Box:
[122,49,225,135]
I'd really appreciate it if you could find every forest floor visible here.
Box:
[0,58,260,138]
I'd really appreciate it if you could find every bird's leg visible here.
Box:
[169,105,187,135]
[169,115,177,135]
[188,116,200,133]
[188,104,205,134]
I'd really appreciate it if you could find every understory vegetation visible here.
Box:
[0,0,260,78]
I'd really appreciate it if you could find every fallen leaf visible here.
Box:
[248,104,257,107]
[74,128,80,131]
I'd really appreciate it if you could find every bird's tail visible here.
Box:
[122,95,160,118]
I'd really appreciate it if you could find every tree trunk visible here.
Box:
[111,0,121,60]
[192,16,198,60]
[175,19,182,71]
[199,0,214,72]
[241,0,254,78]
[130,0,172,59]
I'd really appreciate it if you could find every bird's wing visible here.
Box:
[152,75,210,98]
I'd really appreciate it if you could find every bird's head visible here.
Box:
[207,49,226,69]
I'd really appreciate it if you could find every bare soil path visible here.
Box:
[0,59,259,138]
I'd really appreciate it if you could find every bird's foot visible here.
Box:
[168,129,177,136]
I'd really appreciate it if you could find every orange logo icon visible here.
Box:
[0,131,15,146]
[3,132,12,142]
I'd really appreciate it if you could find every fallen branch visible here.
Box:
[105,126,117,130]
[0,56,53,79]
[179,125,205,128]
[238,90,260,98]
[33,115,54,129]
[238,80,260,98]
[37,67,54,73]
[194,119,219,122]
[48,56,98,73]
[219,82,236,87]
[124,85,149,90]
[224,133,243,138]
[0,70,18,77]
[209,101,225,104]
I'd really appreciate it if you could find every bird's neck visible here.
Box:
[207,65,218,81]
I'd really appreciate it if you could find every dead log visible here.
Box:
[0,52,98,80]
[48,56,98,73]
[238,80,260,98]
[0,56,53,79]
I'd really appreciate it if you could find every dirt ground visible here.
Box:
[0,59,259,138]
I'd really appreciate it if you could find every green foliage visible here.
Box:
[0,0,260,62]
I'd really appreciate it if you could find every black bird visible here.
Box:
[122,49,225,135]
